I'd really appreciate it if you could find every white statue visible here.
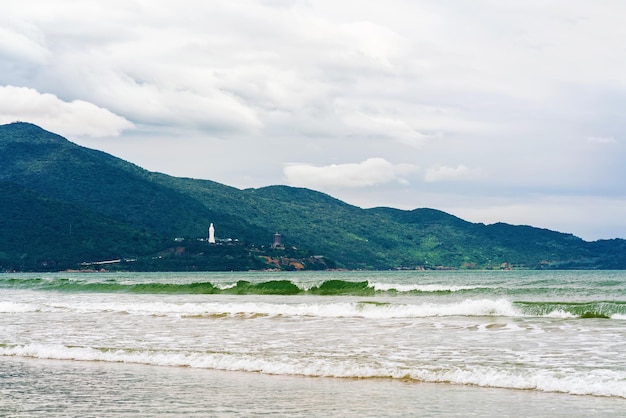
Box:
[208,223,215,244]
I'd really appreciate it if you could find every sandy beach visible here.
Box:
[2,356,624,417]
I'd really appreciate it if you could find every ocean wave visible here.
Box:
[3,276,625,301]
[2,343,624,398]
[409,365,626,398]
[0,277,494,296]
[369,283,484,293]
[0,277,512,297]
[4,296,626,320]
[516,301,626,319]
[0,299,521,318]
[0,278,354,295]
[0,301,41,313]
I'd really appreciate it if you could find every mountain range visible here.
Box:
[2,122,625,271]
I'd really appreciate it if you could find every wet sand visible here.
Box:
[1,357,623,417]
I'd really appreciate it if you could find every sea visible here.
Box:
[1,270,625,417]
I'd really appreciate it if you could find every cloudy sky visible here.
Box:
[2,0,625,241]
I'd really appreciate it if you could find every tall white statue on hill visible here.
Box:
[208,223,215,244]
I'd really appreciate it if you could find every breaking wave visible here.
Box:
[0,277,493,296]
[2,298,626,319]
[1,343,624,398]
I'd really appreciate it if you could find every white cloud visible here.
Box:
[424,165,482,183]
[340,109,434,148]
[0,85,133,137]
[0,24,49,64]
[2,0,626,239]
[339,21,406,71]
[104,76,261,133]
[284,158,418,189]
[587,136,616,144]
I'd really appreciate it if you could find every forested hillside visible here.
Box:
[2,122,625,271]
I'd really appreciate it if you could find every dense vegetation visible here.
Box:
[1,122,625,271]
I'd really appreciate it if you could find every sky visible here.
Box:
[1,0,626,241]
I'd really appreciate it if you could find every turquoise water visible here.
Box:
[1,270,626,416]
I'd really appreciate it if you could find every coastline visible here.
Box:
[3,356,624,417]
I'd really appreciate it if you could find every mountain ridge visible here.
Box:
[2,122,625,271]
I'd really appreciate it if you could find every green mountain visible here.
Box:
[1,122,625,271]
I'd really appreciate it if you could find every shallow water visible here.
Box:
[1,270,625,416]
[2,357,624,417]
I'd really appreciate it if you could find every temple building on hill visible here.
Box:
[271,232,283,249]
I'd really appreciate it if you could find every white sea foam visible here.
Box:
[370,282,481,292]
[544,309,577,319]
[411,367,626,398]
[2,343,624,398]
[0,301,68,313]
[216,283,238,290]
[75,299,519,318]
[0,301,39,313]
[15,298,523,319]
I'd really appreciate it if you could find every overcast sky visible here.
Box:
[2,0,625,240]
